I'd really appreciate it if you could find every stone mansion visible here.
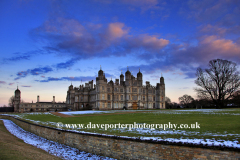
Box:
[13,67,165,112]
[13,87,66,113]
[66,68,165,110]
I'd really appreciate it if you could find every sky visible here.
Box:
[0,0,240,106]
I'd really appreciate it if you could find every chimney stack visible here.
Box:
[37,95,39,102]
[53,96,55,103]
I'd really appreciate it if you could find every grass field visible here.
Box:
[10,109,240,143]
[0,120,61,160]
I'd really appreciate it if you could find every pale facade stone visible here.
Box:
[66,68,165,110]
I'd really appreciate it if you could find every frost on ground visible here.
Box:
[60,110,108,115]
[59,110,146,116]
[1,119,115,160]
[1,109,239,150]
[65,128,240,149]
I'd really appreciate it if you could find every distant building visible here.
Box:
[13,87,67,113]
[66,67,165,110]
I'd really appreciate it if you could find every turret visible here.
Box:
[125,67,131,86]
[160,76,164,85]
[137,68,143,86]
[120,70,124,85]
[14,86,21,112]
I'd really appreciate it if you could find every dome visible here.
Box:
[98,69,103,75]
[15,86,20,93]
[125,70,131,75]
[137,69,142,77]
[160,76,164,84]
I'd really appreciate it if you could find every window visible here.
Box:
[153,96,155,101]
[143,96,145,101]
[143,89,145,94]
[107,88,110,92]
[108,103,111,108]
[149,90,152,93]
[102,86,104,91]
[108,94,111,100]
[120,89,123,92]
[102,94,105,100]
[129,95,131,100]
[75,96,78,102]
[133,88,137,92]
[121,95,123,100]
[133,95,137,100]
[148,96,152,101]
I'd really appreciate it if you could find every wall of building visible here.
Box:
[0,115,239,160]
[66,69,166,111]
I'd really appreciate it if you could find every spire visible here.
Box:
[139,68,140,72]
[17,85,18,89]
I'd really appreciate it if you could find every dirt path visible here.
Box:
[51,110,154,117]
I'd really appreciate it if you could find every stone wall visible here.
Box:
[1,115,240,160]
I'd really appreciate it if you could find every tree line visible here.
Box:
[166,59,240,109]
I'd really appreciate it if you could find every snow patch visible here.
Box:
[1,119,115,160]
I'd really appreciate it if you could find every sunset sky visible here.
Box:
[0,0,240,106]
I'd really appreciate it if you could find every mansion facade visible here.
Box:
[13,87,66,113]
[66,68,165,110]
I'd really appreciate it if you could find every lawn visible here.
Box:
[11,109,240,142]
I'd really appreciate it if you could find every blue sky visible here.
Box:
[0,0,240,106]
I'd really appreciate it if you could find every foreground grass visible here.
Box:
[0,120,61,160]
[12,109,240,141]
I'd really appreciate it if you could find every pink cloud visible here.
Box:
[128,34,169,52]
[199,24,227,36]
[107,22,129,40]
[32,18,170,57]
[0,81,6,84]
[200,36,240,56]
[9,83,14,86]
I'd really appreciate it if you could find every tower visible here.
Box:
[160,75,165,109]
[14,86,21,112]
[125,67,131,86]
[137,68,143,86]
[120,70,124,85]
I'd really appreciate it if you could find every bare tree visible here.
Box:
[179,94,194,108]
[195,59,240,108]
[165,97,171,104]
[165,97,172,109]
[8,96,15,107]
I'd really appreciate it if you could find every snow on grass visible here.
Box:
[59,110,148,116]
[60,110,108,115]
[1,119,115,160]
